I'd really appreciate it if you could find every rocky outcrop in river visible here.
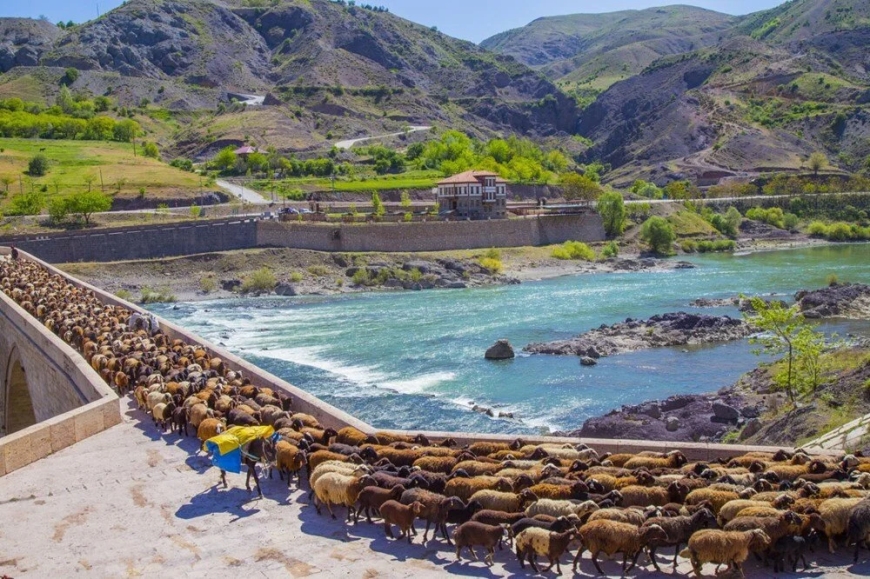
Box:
[524,312,754,358]
[795,283,870,319]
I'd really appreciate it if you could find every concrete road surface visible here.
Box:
[216,179,270,205]
[335,126,432,150]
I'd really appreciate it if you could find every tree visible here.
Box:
[61,67,79,86]
[56,85,75,114]
[65,190,112,225]
[0,174,12,194]
[8,190,45,215]
[371,191,385,217]
[639,216,676,255]
[113,119,140,142]
[142,141,159,159]
[561,173,602,203]
[213,146,237,172]
[809,152,828,176]
[724,206,742,236]
[28,154,49,176]
[48,197,70,224]
[742,297,828,404]
[83,174,97,192]
[400,191,411,209]
[596,191,627,237]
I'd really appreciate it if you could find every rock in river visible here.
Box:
[580,356,597,366]
[524,311,754,357]
[485,339,515,360]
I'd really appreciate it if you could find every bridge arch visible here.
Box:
[1,347,37,436]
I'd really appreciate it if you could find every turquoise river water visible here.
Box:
[148,244,870,435]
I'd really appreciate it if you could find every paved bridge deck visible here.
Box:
[0,399,863,579]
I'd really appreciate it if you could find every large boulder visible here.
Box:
[485,339,515,360]
[580,356,597,366]
[740,418,763,440]
[712,402,740,422]
[274,283,297,296]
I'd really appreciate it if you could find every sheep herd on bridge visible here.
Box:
[3,253,870,577]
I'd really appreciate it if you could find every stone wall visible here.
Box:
[257,214,606,252]
[2,218,259,263]
[0,248,120,476]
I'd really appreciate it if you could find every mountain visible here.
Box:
[0,0,580,155]
[483,0,870,184]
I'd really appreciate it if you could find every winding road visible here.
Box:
[335,125,433,150]
[215,179,270,205]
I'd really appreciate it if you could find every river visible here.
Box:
[148,244,870,435]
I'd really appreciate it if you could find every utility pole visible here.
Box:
[132,140,137,157]
[99,169,104,192]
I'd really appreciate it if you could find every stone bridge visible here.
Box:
[0,248,120,474]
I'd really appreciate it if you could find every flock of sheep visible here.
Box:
[3,253,870,577]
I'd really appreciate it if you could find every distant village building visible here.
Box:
[234,146,259,161]
[436,170,508,219]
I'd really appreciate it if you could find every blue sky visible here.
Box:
[8,0,785,43]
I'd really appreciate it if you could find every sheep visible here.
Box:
[525,498,599,519]
[311,472,376,521]
[273,440,306,488]
[515,527,577,574]
[355,484,405,524]
[586,507,645,527]
[679,529,771,579]
[573,519,669,575]
[379,500,424,543]
[685,488,740,515]
[451,460,502,477]
[453,521,505,565]
[413,456,457,474]
[468,489,537,513]
[444,476,513,502]
[770,535,812,573]
[847,497,870,563]
[623,450,688,471]
[818,497,864,552]
[511,515,578,550]
[400,488,464,543]
[471,510,526,547]
[196,418,224,450]
[724,511,803,547]
[527,481,589,501]
[641,508,718,571]
[309,461,370,498]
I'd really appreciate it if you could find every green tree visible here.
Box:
[213,146,237,172]
[809,152,828,176]
[28,154,49,176]
[142,141,159,159]
[48,197,70,224]
[639,216,676,255]
[83,173,97,192]
[400,191,411,209]
[743,297,827,404]
[596,191,627,237]
[8,190,46,215]
[561,172,602,203]
[66,190,112,225]
[724,207,742,235]
[113,119,140,142]
[371,191,385,217]
[56,85,75,114]
[0,174,13,194]
[61,67,79,86]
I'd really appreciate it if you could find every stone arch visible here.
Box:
[2,347,36,436]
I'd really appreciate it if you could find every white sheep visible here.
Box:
[525,498,599,519]
[311,471,373,520]
[515,527,577,574]
[469,489,536,513]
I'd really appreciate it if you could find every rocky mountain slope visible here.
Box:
[483,0,870,184]
[0,0,579,156]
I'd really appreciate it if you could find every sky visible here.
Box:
[6,0,786,43]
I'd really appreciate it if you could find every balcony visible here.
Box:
[482,186,496,194]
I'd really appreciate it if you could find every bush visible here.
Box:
[199,276,217,293]
[640,216,676,255]
[551,240,595,261]
[783,212,799,231]
[808,221,829,237]
[114,289,133,301]
[289,272,304,282]
[483,247,501,260]
[140,286,176,303]
[746,206,785,229]
[48,197,70,223]
[403,212,413,222]
[28,154,49,176]
[241,267,277,293]
[600,240,619,259]
[142,141,159,159]
[307,265,329,276]
[827,222,853,241]
[597,191,627,237]
[7,191,45,215]
[479,257,503,274]
[696,239,736,253]
[681,240,698,253]
[826,273,839,286]
[352,268,372,286]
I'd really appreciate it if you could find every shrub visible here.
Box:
[746,206,785,229]
[808,221,829,237]
[8,191,45,215]
[551,240,595,261]
[597,191,626,237]
[352,268,372,286]
[827,222,853,241]
[289,271,304,282]
[696,239,736,253]
[483,247,501,260]
[783,212,799,231]
[307,265,329,276]
[640,216,676,255]
[826,273,839,286]
[140,286,176,303]
[114,289,133,301]
[28,154,49,176]
[600,240,619,259]
[48,197,70,223]
[681,240,698,253]
[403,212,413,222]
[199,275,217,293]
[479,257,503,274]
[142,141,159,159]
[241,267,277,293]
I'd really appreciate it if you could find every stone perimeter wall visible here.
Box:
[1,214,605,263]
[0,249,840,479]
[0,248,121,477]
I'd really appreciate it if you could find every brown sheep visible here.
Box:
[379,500,424,543]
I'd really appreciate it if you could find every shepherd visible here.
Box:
[10,244,18,260]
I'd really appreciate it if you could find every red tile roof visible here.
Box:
[234,146,257,155]
[437,170,507,185]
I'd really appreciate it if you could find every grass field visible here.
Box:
[0,138,202,209]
